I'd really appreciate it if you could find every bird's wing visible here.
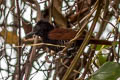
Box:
[48,28,113,45]
[48,28,85,40]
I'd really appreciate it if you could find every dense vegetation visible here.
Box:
[0,0,120,80]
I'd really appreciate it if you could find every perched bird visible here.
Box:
[25,20,66,52]
[25,20,112,53]
[25,20,113,80]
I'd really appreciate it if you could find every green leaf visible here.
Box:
[96,45,102,50]
[97,54,107,66]
[96,45,110,50]
[90,62,120,80]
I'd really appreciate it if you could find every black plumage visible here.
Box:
[25,20,79,79]
[25,20,68,52]
[25,20,112,53]
[25,20,113,80]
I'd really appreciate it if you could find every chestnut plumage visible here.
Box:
[25,20,112,52]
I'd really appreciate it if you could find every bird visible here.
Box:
[25,20,113,47]
[25,20,113,79]
[25,20,67,52]
[25,20,114,58]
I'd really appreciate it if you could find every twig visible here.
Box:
[16,0,21,80]
[24,36,38,80]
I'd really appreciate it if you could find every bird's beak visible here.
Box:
[25,32,36,39]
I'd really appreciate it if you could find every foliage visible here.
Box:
[90,62,120,80]
[0,0,120,80]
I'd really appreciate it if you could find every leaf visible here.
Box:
[52,0,67,28]
[0,0,3,4]
[90,62,120,80]
[96,45,110,50]
[96,54,107,66]
[0,29,19,45]
[22,19,32,34]
[69,7,88,23]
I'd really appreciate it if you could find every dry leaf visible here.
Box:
[0,0,3,4]
[22,20,32,34]
[0,29,19,45]
[52,0,68,28]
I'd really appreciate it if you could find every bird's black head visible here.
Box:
[25,20,54,39]
[34,20,54,38]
